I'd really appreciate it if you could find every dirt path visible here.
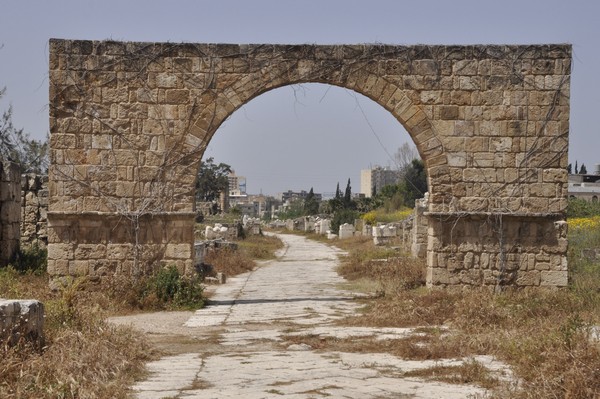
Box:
[110,234,499,398]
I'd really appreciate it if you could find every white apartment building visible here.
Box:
[360,167,401,198]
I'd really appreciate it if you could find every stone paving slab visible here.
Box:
[131,234,502,398]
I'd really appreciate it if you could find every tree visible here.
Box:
[327,178,357,233]
[0,86,48,173]
[374,159,428,211]
[343,178,352,208]
[329,182,343,212]
[303,187,319,215]
[567,163,572,174]
[399,159,427,207]
[278,198,304,219]
[330,208,358,235]
[394,142,419,172]
[575,161,579,174]
[580,163,588,175]
[195,157,232,202]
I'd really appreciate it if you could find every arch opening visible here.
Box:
[201,83,418,199]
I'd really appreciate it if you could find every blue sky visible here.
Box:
[1,0,598,195]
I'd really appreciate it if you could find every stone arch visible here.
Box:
[193,78,446,196]
[47,40,572,288]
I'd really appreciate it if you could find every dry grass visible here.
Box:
[205,234,284,277]
[403,359,499,390]
[282,330,467,361]
[334,235,600,398]
[0,271,153,399]
[0,232,282,398]
[237,234,284,260]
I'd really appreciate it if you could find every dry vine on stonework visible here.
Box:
[50,42,570,287]
[431,46,570,288]
[50,44,217,275]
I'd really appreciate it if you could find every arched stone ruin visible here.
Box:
[48,40,571,288]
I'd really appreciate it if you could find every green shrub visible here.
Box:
[10,243,47,274]
[567,197,600,218]
[0,266,20,297]
[143,266,204,310]
[330,209,359,235]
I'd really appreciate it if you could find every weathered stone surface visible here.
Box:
[48,40,571,288]
[20,174,48,247]
[338,223,355,239]
[1,160,21,266]
[0,299,45,347]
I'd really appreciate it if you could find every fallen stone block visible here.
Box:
[0,299,45,348]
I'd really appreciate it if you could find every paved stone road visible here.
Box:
[127,234,497,398]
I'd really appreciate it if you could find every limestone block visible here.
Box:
[339,223,355,240]
[427,268,458,286]
[165,243,192,259]
[0,299,45,348]
[540,270,568,287]
[74,244,107,260]
[69,260,90,275]
[453,59,479,76]
[47,243,74,261]
[106,244,132,260]
[165,89,190,104]
[319,219,331,235]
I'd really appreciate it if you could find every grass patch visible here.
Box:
[334,228,600,398]
[336,237,426,297]
[361,208,413,225]
[140,265,204,310]
[404,359,499,389]
[282,330,467,361]
[0,272,153,399]
[205,234,284,277]
[237,234,284,260]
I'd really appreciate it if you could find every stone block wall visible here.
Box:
[1,160,21,266]
[411,197,429,258]
[48,40,571,288]
[426,215,568,288]
[48,213,193,280]
[21,174,49,247]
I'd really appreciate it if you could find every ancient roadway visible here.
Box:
[113,234,498,398]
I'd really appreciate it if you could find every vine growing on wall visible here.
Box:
[49,41,571,286]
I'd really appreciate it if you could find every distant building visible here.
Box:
[278,190,322,203]
[568,164,600,202]
[568,172,600,203]
[228,171,246,196]
[248,194,278,219]
[360,167,401,198]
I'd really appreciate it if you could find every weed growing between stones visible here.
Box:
[9,243,47,274]
[403,359,500,389]
[334,228,600,397]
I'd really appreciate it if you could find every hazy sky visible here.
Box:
[1,0,599,196]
